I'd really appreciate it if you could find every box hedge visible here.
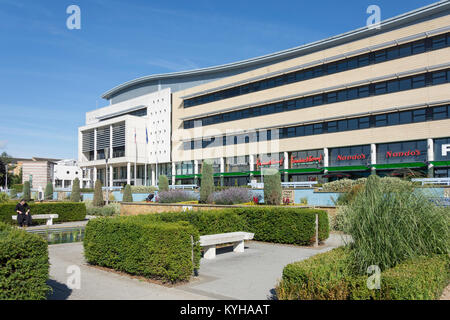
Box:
[0,222,51,300]
[83,216,201,283]
[276,247,450,300]
[0,202,86,225]
[233,207,329,245]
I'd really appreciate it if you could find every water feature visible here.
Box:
[29,226,85,245]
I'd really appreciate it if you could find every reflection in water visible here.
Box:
[29,227,85,244]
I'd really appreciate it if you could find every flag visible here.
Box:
[146,127,148,144]
[134,128,137,144]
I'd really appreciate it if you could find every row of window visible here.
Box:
[100,107,147,122]
[183,69,450,129]
[184,33,450,108]
[183,104,450,150]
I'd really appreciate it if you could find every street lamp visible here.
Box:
[105,147,110,205]
[4,164,8,191]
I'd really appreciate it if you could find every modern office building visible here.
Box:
[79,1,450,187]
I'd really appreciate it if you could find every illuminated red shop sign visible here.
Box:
[291,154,323,165]
[256,158,284,168]
[385,149,421,158]
[337,153,367,161]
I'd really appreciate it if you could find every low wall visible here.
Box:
[120,202,337,217]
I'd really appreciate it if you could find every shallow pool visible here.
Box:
[29,227,85,244]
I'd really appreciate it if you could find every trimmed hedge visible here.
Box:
[0,202,86,225]
[276,247,450,300]
[134,207,329,246]
[233,207,329,245]
[132,210,248,236]
[0,222,51,299]
[83,217,200,283]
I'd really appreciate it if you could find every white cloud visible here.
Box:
[0,140,7,149]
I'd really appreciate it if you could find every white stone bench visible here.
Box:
[12,214,59,226]
[199,232,254,259]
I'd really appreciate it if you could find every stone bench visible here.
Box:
[12,214,59,226]
[199,232,254,259]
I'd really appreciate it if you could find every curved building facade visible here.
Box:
[79,1,450,187]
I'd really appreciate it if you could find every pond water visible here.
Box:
[29,227,85,245]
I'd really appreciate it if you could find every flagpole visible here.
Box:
[145,127,148,186]
[134,128,137,186]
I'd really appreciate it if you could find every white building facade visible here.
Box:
[78,88,172,187]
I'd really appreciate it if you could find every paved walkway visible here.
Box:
[47,233,348,300]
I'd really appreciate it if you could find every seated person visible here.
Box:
[15,199,32,227]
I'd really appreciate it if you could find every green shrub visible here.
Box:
[44,183,53,200]
[200,162,214,203]
[129,186,157,194]
[8,188,17,200]
[11,184,23,192]
[158,175,169,192]
[23,181,31,201]
[276,247,450,300]
[93,180,104,207]
[123,184,133,202]
[71,178,81,202]
[0,202,86,225]
[85,200,120,216]
[233,207,329,245]
[0,222,51,299]
[80,188,94,193]
[263,169,282,205]
[342,175,449,274]
[83,217,200,283]
[0,192,10,203]
[136,210,248,236]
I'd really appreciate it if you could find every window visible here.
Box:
[432,71,447,85]
[375,114,388,127]
[375,82,387,95]
[412,109,426,122]
[304,125,313,136]
[412,75,425,89]
[399,111,412,124]
[388,113,400,125]
[327,121,337,133]
[313,123,323,134]
[327,92,337,103]
[432,36,446,50]
[338,120,347,131]
[432,106,448,120]
[399,78,411,90]
[374,50,387,63]
[359,117,370,129]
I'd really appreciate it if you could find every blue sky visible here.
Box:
[0,0,438,159]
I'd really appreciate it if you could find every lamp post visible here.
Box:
[4,164,8,191]
[105,147,109,205]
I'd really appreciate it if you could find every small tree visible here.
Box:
[123,184,133,202]
[263,169,282,205]
[9,188,17,199]
[71,178,81,202]
[23,181,31,201]
[93,180,104,207]
[158,175,169,192]
[200,161,214,203]
[44,182,53,200]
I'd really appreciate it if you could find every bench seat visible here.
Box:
[12,214,59,226]
[199,232,254,259]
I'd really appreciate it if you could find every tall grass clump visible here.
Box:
[207,188,251,205]
[342,175,449,275]
[157,190,198,203]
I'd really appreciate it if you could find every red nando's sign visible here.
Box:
[336,153,367,161]
[291,154,323,165]
[256,158,284,168]
[385,149,421,158]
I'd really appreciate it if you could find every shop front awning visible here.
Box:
[280,168,323,174]
[430,161,450,167]
[324,166,370,172]
[370,162,427,170]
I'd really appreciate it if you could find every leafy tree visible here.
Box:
[158,175,169,192]
[9,188,17,199]
[93,180,104,207]
[22,181,31,201]
[44,182,53,200]
[263,169,282,205]
[71,178,81,202]
[200,161,214,203]
[123,184,133,202]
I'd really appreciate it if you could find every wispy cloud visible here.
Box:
[0,140,7,149]
[145,58,200,72]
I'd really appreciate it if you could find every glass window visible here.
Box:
[295,126,305,137]
[387,112,400,125]
[432,71,447,85]
[338,120,348,131]
[304,125,313,136]
[313,123,323,134]
[359,86,370,98]
[347,58,358,69]
[287,127,295,138]
[432,36,446,50]
[375,82,387,95]
[358,55,370,67]
[327,121,337,133]
[399,111,412,124]
[327,63,338,74]
[348,119,358,130]
[347,88,358,100]
[399,78,411,90]
[337,90,347,101]
[327,92,337,103]
[375,114,387,127]
[412,109,426,122]
[374,50,387,63]
[412,75,425,89]
[387,80,399,93]
[432,106,448,120]
[387,47,399,60]
[412,40,425,54]
[359,117,370,129]
[398,44,411,57]
[313,95,323,106]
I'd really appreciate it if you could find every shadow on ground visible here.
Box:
[47,279,72,300]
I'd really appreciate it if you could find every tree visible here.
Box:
[71,178,81,202]
[158,175,169,192]
[263,169,282,205]
[123,184,133,202]
[23,181,31,201]
[200,161,214,203]
[93,180,104,207]
[44,182,53,200]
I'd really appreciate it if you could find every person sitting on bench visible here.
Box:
[15,199,32,227]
